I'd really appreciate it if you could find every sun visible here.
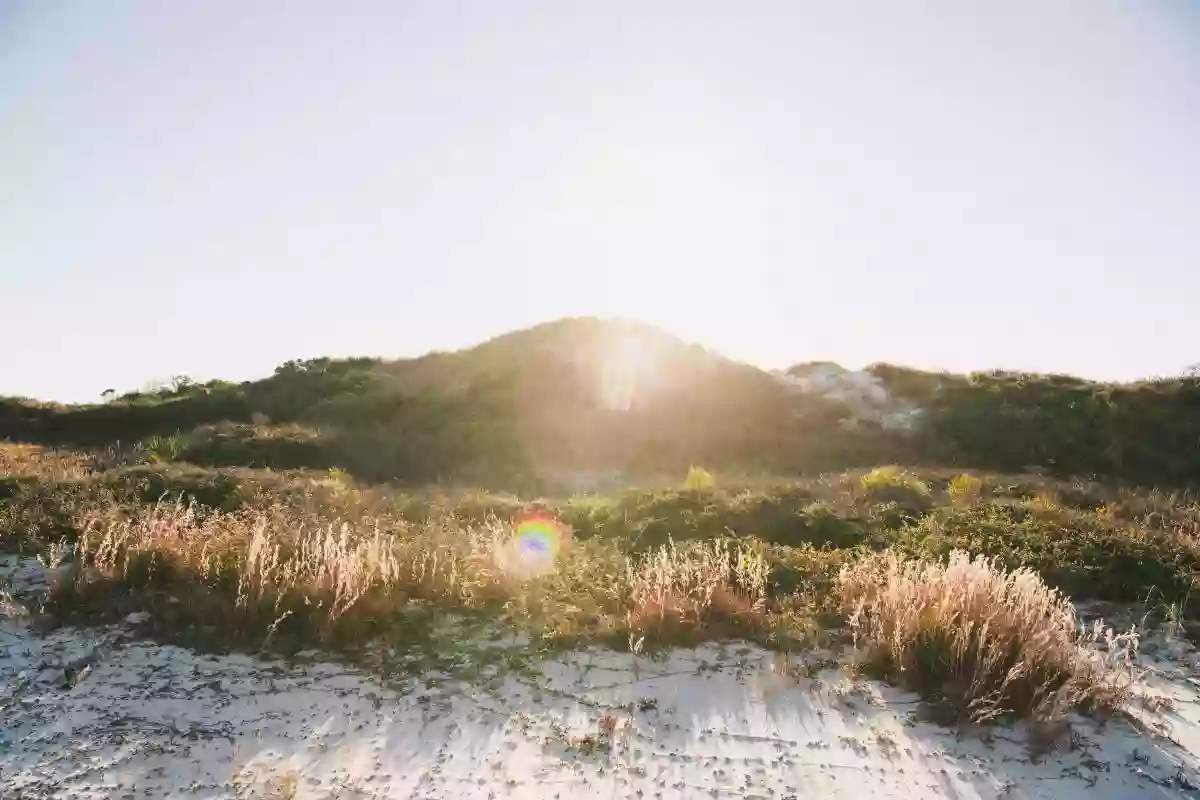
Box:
[598,330,662,411]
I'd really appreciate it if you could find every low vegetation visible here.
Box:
[3,319,1198,725]
[627,538,768,648]
[841,550,1138,723]
[6,441,1195,647]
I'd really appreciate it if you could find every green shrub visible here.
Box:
[682,465,716,491]
[858,466,933,519]
[179,423,333,471]
[947,473,983,503]
[96,463,307,512]
[140,433,187,463]
[895,501,1200,601]
[860,466,930,495]
[6,321,1200,487]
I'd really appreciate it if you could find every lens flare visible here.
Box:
[502,511,566,579]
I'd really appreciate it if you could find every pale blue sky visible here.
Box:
[3,1,1198,402]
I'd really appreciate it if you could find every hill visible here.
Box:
[1,316,1198,489]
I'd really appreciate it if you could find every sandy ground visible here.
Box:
[4,557,1200,799]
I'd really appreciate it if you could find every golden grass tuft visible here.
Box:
[627,538,768,644]
[70,500,513,641]
[839,549,1138,723]
[64,499,633,646]
[65,498,791,651]
[0,442,91,482]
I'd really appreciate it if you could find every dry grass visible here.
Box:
[59,498,783,652]
[68,501,520,640]
[627,538,769,646]
[229,748,300,800]
[0,444,123,553]
[60,499,636,647]
[29,462,1190,673]
[839,549,1138,723]
[0,442,91,482]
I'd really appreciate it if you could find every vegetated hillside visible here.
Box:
[871,363,1200,485]
[5,321,1199,745]
[1,317,1198,489]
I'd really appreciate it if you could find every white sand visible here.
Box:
[4,557,1200,799]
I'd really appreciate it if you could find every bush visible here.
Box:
[896,501,1200,601]
[858,466,933,518]
[921,370,1200,486]
[860,466,930,495]
[839,550,1138,723]
[947,473,983,503]
[179,423,333,471]
[682,465,716,491]
[140,433,187,463]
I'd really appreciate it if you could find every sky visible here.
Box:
[2,1,1199,402]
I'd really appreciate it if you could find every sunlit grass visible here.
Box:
[840,549,1139,723]
[0,442,92,482]
[7,453,1196,724]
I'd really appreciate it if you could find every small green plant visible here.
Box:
[860,466,929,496]
[947,473,983,503]
[682,465,715,491]
[858,466,933,519]
[139,433,186,464]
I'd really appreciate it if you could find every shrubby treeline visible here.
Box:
[2,319,1197,488]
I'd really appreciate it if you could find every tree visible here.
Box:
[170,375,196,392]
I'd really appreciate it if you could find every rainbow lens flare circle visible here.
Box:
[505,511,565,578]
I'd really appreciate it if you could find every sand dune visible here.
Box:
[3,556,1199,799]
